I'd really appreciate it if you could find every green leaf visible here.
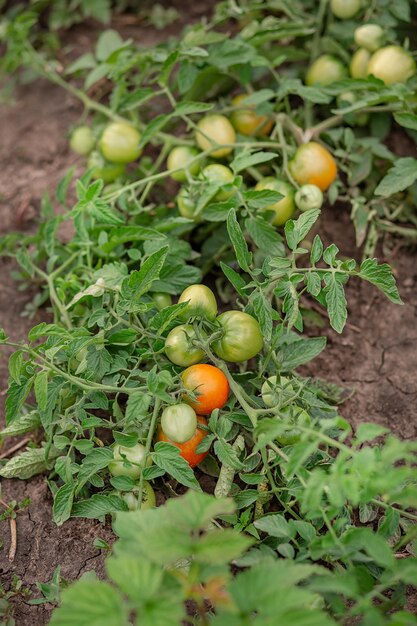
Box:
[139,114,171,148]
[34,371,48,412]
[254,514,294,539]
[8,350,23,384]
[359,258,403,304]
[0,411,40,438]
[71,494,127,519]
[119,87,156,111]
[56,167,75,205]
[195,529,253,564]
[243,189,283,209]
[214,439,245,470]
[230,151,277,174]
[245,217,285,257]
[394,112,417,131]
[152,442,202,490]
[174,100,214,115]
[355,423,389,443]
[76,448,114,492]
[125,392,151,423]
[106,556,163,601]
[220,263,247,299]
[0,447,55,479]
[324,276,347,333]
[49,578,127,626]
[285,209,321,250]
[95,29,125,61]
[53,482,75,526]
[227,209,252,272]
[375,158,417,197]
[6,376,33,424]
[279,336,326,370]
[121,247,169,303]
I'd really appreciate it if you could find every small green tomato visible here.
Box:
[294,185,324,212]
[305,54,347,86]
[165,324,205,367]
[201,164,235,201]
[350,48,371,79]
[161,403,198,443]
[330,0,361,19]
[178,284,218,321]
[108,443,152,479]
[120,482,156,511]
[354,24,385,52]
[261,376,295,408]
[152,292,173,311]
[99,121,142,164]
[276,406,312,446]
[167,146,201,182]
[69,126,95,156]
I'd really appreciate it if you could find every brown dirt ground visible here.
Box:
[0,7,416,625]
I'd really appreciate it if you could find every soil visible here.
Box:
[0,6,416,626]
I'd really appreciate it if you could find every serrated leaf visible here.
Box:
[355,423,389,443]
[220,262,247,298]
[121,247,169,303]
[375,158,417,197]
[254,513,294,538]
[6,377,33,424]
[245,217,285,257]
[324,276,347,333]
[394,112,417,131]
[76,448,114,492]
[152,442,201,490]
[71,494,127,519]
[279,336,326,370]
[174,101,214,115]
[95,29,125,61]
[359,258,403,304]
[0,411,40,438]
[243,189,283,209]
[306,271,321,297]
[53,482,75,526]
[139,114,171,148]
[227,209,252,272]
[214,439,245,470]
[125,392,151,423]
[230,151,277,174]
[0,447,55,479]
[34,371,48,412]
[8,350,23,385]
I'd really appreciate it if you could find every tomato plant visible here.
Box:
[212,311,263,362]
[201,164,235,201]
[152,292,172,311]
[118,481,156,511]
[294,184,324,212]
[182,363,229,415]
[108,443,152,479]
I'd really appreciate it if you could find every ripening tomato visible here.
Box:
[367,45,416,85]
[354,24,385,52]
[165,324,205,367]
[178,284,218,321]
[289,142,337,192]
[261,376,294,408]
[275,406,311,446]
[88,151,125,183]
[69,126,95,156]
[254,177,296,226]
[201,164,235,201]
[119,481,156,511]
[99,121,142,164]
[195,115,236,158]
[305,54,347,86]
[161,403,198,443]
[350,48,371,79]
[108,443,152,479]
[294,184,324,212]
[152,292,173,311]
[176,187,200,221]
[182,364,229,415]
[213,311,263,363]
[330,0,361,19]
[230,94,274,137]
[167,146,201,182]
[156,415,209,468]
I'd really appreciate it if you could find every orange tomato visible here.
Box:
[289,142,337,191]
[182,364,229,415]
[230,94,274,137]
[156,416,209,468]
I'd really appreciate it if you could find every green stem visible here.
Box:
[137,398,161,507]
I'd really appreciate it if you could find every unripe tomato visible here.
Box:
[330,0,361,19]
[87,151,125,183]
[99,121,142,164]
[367,45,416,85]
[213,311,263,363]
[294,184,324,212]
[201,164,235,201]
[255,177,296,226]
[195,115,236,158]
[120,481,156,511]
[230,94,274,137]
[289,142,337,192]
[176,187,200,221]
[152,292,173,311]
[108,443,152,479]
[167,146,201,182]
[354,24,385,52]
[276,406,311,446]
[261,376,294,408]
[165,324,205,367]
[305,54,347,86]
[350,48,371,79]
[182,364,229,415]
[69,126,95,156]
[178,284,218,321]
[161,403,198,443]
[156,415,209,468]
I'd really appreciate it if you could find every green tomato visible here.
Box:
[294,184,324,212]
[367,45,416,85]
[108,443,152,479]
[330,0,361,19]
[165,324,205,367]
[276,406,311,446]
[161,403,197,443]
[201,164,235,201]
[69,126,95,156]
[350,48,371,79]
[213,311,263,363]
[152,292,173,311]
[178,284,218,321]
[119,482,156,511]
[255,177,296,226]
[176,187,200,222]
[87,151,125,183]
[195,114,236,158]
[261,376,294,408]
[305,54,347,86]
[167,146,201,182]
[99,121,142,164]
[354,24,385,52]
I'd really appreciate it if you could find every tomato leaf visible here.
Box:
[374,157,417,197]
[358,258,403,304]
[227,209,252,272]
[152,442,202,490]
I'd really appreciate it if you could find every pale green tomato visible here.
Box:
[167,146,201,182]
[108,443,152,479]
[69,126,95,155]
[294,184,324,212]
[195,114,236,158]
[330,0,361,19]
[161,403,198,443]
[350,48,371,79]
[305,54,347,86]
[119,482,156,511]
[87,151,125,183]
[354,24,385,52]
[367,45,416,85]
[261,376,294,408]
[178,284,218,320]
[99,122,142,164]
[201,164,234,201]
[176,187,200,221]
[255,177,296,226]
[276,406,311,446]
[152,292,173,311]
[165,324,205,367]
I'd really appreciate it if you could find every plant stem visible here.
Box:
[137,398,161,507]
